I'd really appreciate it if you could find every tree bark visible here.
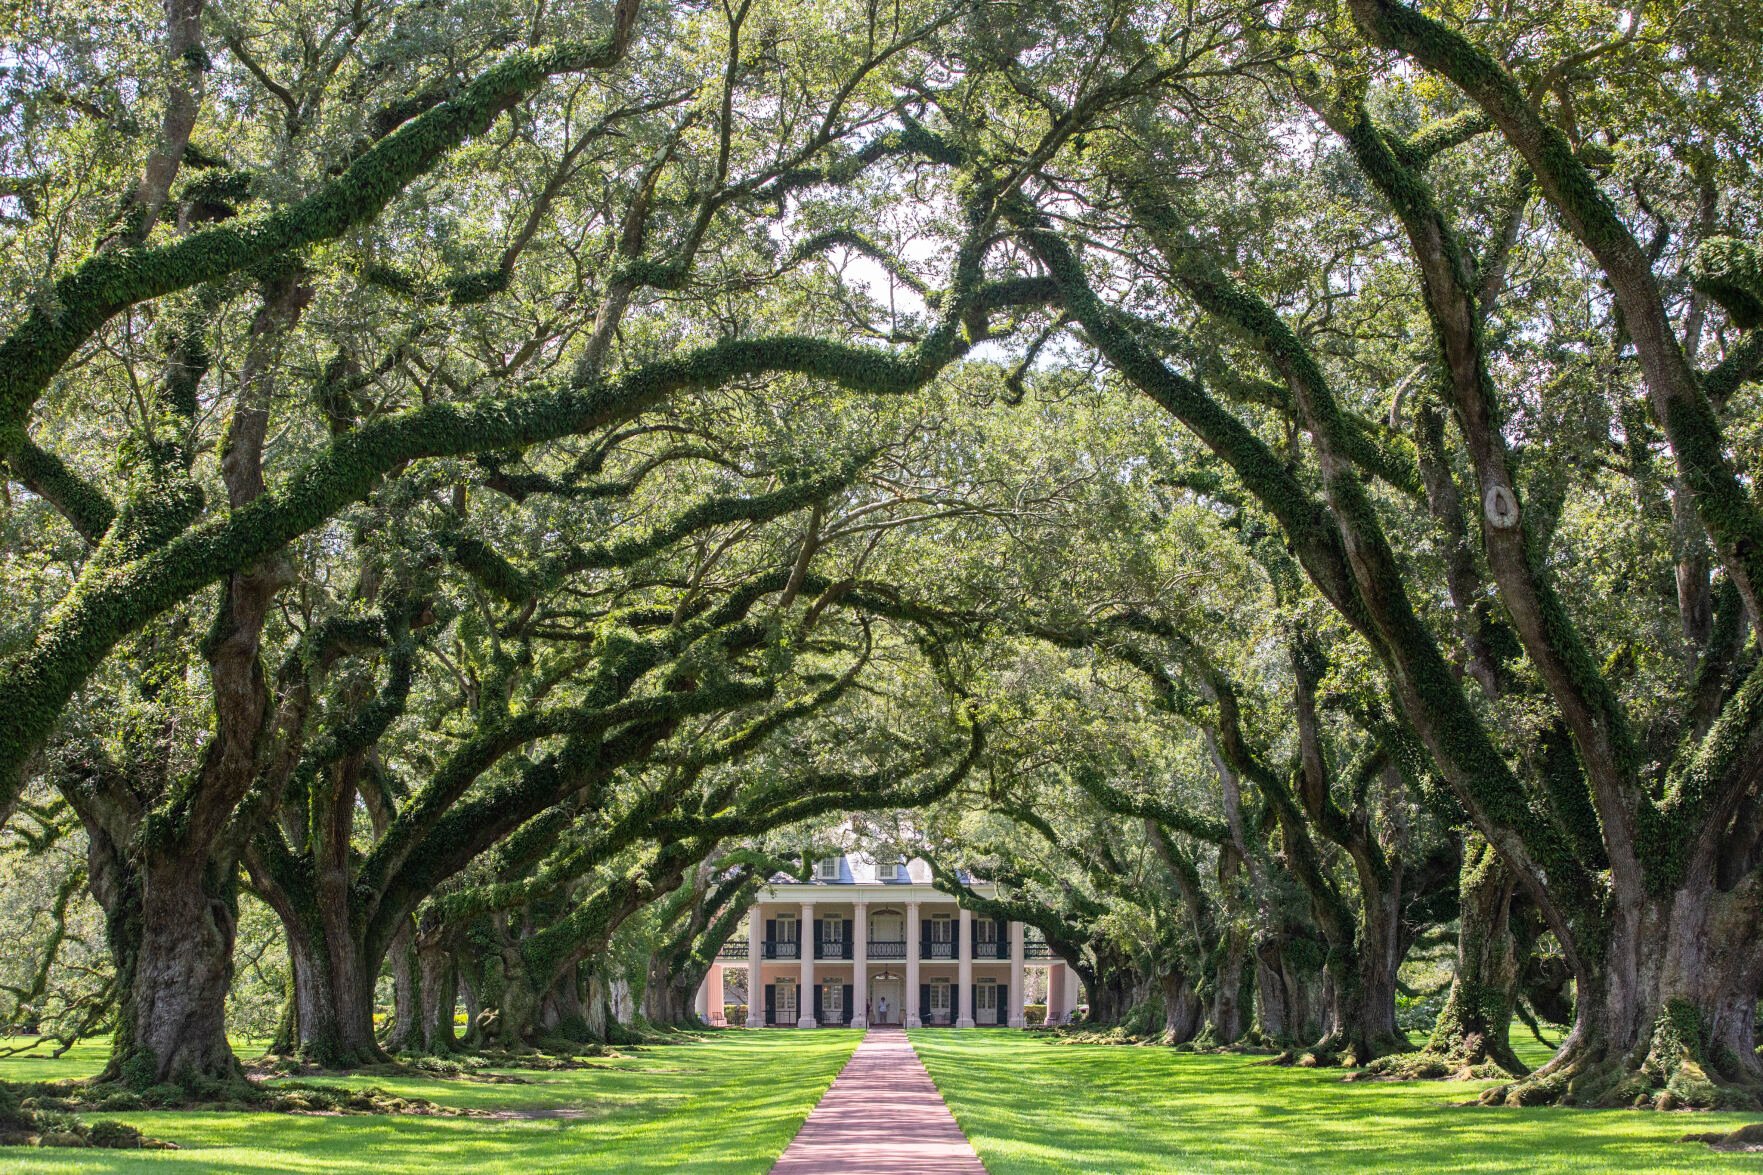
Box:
[1493,874,1763,1108]
[385,921,418,1053]
[1424,837,1525,1074]
[412,937,459,1053]
[88,831,242,1088]
[282,924,382,1067]
[1161,969,1204,1045]
[1366,835,1527,1079]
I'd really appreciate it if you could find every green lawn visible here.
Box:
[911,1029,1763,1174]
[0,1030,860,1173]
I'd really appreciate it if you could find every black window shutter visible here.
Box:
[765,984,776,1023]
[765,918,776,947]
[842,984,853,1024]
[813,984,823,1022]
[842,919,852,951]
[920,983,930,1023]
[995,917,1008,950]
[971,984,979,1023]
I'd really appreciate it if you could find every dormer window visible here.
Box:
[877,861,902,881]
[814,856,840,880]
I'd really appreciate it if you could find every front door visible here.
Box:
[976,981,999,1025]
[871,977,902,1024]
[776,980,797,1025]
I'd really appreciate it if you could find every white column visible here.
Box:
[746,905,765,1027]
[1047,962,1063,1026]
[798,900,817,1028]
[956,907,975,1028]
[694,971,711,1021]
[709,964,726,1026]
[1008,921,1027,1028]
[905,901,922,1028]
[1065,964,1082,1021]
[852,902,869,1029]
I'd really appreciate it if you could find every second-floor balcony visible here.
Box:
[762,941,802,960]
[971,941,1005,960]
[814,940,853,960]
[921,940,957,960]
[867,939,907,960]
[718,941,749,960]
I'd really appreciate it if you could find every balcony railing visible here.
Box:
[972,941,1004,960]
[867,939,907,960]
[921,941,956,960]
[814,940,853,960]
[1025,941,1051,960]
[718,941,749,960]
[762,941,801,960]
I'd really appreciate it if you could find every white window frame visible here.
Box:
[929,982,952,1015]
[877,861,902,881]
[821,918,843,944]
[975,919,997,945]
[823,982,843,1016]
[929,914,953,942]
[814,857,840,880]
[776,979,797,1021]
[976,981,998,1022]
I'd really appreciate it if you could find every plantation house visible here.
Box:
[696,853,1080,1028]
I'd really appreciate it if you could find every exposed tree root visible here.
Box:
[1683,1124,1763,1152]
[8,1073,472,1120]
[1480,1015,1763,1111]
[1354,1031,1527,1083]
[0,1085,174,1149]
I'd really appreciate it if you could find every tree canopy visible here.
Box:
[2,0,1761,1121]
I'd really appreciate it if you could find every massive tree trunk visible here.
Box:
[1493,873,1763,1108]
[1333,869,1410,1066]
[643,953,703,1026]
[1367,835,1527,1079]
[282,919,383,1067]
[385,922,418,1053]
[412,935,460,1054]
[1254,935,1326,1047]
[1209,924,1250,1045]
[1082,942,1141,1025]
[1160,968,1204,1046]
[539,964,589,1039]
[88,831,242,1088]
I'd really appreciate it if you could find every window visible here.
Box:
[975,919,997,945]
[814,857,840,880]
[928,914,954,957]
[821,918,843,944]
[877,861,901,881]
[930,982,951,1015]
[823,982,843,1016]
[773,915,798,958]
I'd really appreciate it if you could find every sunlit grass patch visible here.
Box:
[0,1029,859,1173]
[912,1028,1763,1174]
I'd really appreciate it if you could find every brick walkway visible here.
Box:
[771,1028,986,1174]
